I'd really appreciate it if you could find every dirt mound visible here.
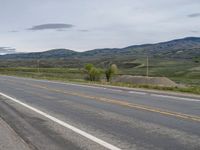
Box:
[113,75,177,87]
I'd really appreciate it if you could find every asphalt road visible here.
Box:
[0,75,200,150]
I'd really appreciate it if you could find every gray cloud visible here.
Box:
[188,13,200,18]
[0,47,16,55]
[191,30,199,33]
[28,23,74,31]
[9,30,19,33]
[78,29,90,32]
[56,29,67,32]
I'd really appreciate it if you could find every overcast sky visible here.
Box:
[0,0,200,53]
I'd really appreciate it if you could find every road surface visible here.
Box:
[0,75,200,150]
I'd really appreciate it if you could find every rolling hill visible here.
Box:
[0,37,199,86]
[0,37,200,60]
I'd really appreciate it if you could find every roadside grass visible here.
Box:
[107,82,200,95]
[0,67,84,82]
[0,67,200,95]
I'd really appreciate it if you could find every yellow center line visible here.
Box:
[25,90,55,100]
[6,79,200,122]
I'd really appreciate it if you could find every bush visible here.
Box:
[84,63,102,81]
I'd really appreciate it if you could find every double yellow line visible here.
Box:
[9,80,200,122]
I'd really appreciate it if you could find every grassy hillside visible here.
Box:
[0,37,199,93]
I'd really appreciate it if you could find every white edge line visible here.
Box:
[128,91,146,95]
[3,76,142,94]
[3,76,129,94]
[5,76,200,101]
[0,92,121,150]
[151,94,200,102]
[110,89,123,92]
[2,76,114,91]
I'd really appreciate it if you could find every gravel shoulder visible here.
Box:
[0,118,30,150]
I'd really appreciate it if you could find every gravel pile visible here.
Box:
[113,75,177,87]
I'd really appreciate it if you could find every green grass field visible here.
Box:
[120,58,200,86]
[0,67,85,82]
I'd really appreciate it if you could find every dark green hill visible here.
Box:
[0,49,78,59]
[0,37,200,69]
[1,37,200,60]
[83,37,200,59]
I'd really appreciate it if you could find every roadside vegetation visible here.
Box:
[105,64,118,82]
[84,64,102,81]
[83,63,118,82]
[0,61,200,95]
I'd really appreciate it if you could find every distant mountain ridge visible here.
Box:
[1,37,200,60]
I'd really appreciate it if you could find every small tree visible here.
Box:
[84,63,94,81]
[105,64,118,82]
[89,67,102,81]
[84,63,102,81]
[84,63,94,72]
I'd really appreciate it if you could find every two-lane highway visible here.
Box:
[0,75,200,150]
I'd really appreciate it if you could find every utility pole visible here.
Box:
[37,60,40,74]
[146,56,149,77]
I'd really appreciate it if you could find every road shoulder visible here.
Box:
[0,117,30,150]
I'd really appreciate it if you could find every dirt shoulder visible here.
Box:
[0,118,30,150]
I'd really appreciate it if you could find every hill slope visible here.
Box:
[0,49,78,59]
[0,37,200,60]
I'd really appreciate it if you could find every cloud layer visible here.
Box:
[0,0,199,52]
[28,23,74,31]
